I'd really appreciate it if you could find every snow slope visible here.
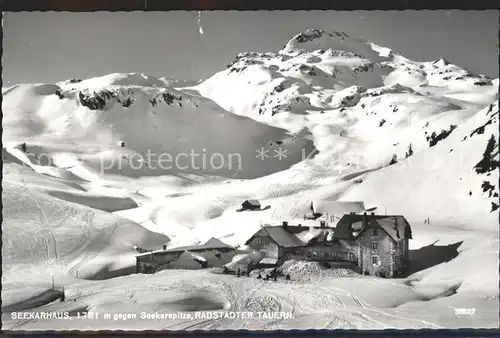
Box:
[2,29,498,330]
[1,169,171,303]
[2,74,313,180]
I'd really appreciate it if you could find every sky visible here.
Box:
[2,10,498,85]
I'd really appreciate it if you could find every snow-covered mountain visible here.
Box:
[3,73,312,180]
[2,29,498,330]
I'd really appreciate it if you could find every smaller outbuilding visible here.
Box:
[241,199,262,211]
[135,238,237,274]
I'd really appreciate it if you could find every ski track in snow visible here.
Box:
[67,221,119,277]
[329,284,442,328]
[31,195,60,265]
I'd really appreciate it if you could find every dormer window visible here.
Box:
[373,228,378,236]
[372,242,378,250]
[352,221,363,231]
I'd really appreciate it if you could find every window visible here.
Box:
[372,256,378,264]
[373,228,378,236]
[348,252,355,261]
[254,237,268,245]
[307,251,312,257]
[372,242,378,250]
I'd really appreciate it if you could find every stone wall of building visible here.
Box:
[357,228,395,277]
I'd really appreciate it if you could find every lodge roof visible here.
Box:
[245,223,336,248]
[336,214,412,241]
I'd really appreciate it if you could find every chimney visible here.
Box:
[350,212,355,215]
[298,223,302,227]
[162,245,167,250]
[371,212,375,215]
[363,212,368,228]
[320,220,326,228]
[394,218,400,238]
[282,221,288,227]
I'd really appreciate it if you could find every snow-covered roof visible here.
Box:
[259,257,278,265]
[312,201,366,216]
[169,237,234,252]
[192,253,207,262]
[135,238,235,259]
[135,249,178,257]
[306,228,335,244]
